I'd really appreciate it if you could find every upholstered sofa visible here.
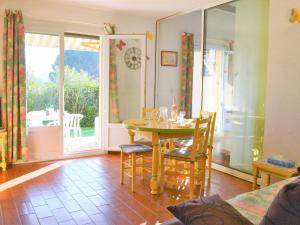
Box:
[161,176,298,225]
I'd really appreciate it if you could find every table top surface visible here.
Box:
[123,119,196,134]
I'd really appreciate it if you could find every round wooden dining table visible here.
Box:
[123,119,196,194]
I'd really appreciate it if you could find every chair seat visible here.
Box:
[119,144,152,154]
[174,138,193,147]
[164,148,206,160]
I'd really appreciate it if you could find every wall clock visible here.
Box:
[124,47,142,70]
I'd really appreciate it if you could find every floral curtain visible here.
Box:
[109,40,120,123]
[1,10,28,162]
[179,32,194,118]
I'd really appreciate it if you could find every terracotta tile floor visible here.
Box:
[0,154,251,225]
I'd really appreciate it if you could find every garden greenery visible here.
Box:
[27,66,99,127]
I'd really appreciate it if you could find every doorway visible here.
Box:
[63,33,101,153]
[102,35,146,150]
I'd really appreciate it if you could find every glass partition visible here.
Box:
[202,0,269,173]
[108,38,143,123]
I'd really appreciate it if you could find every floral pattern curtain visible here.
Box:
[1,10,28,162]
[109,40,120,123]
[179,32,194,118]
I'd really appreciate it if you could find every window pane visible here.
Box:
[203,0,269,173]
[25,33,60,127]
[109,38,142,123]
[63,34,100,152]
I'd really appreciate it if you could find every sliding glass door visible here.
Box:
[26,33,60,128]
[25,33,63,160]
[202,0,269,173]
[63,34,101,153]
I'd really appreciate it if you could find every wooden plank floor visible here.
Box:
[0,153,251,225]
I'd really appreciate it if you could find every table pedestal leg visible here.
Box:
[150,133,160,194]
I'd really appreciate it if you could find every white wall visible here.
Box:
[263,0,300,164]
[157,10,202,109]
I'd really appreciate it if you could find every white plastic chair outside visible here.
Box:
[64,113,83,139]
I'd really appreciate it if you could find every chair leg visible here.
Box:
[200,158,206,196]
[160,155,165,192]
[194,161,200,185]
[120,151,124,184]
[131,153,136,193]
[189,162,195,199]
[141,155,144,180]
[207,147,212,184]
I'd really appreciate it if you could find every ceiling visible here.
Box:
[46,0,214,18]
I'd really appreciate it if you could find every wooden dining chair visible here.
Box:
[160,116,212,199]
[119,144,152,192]
[175,112,216,183]
[141,107,160,120]
[134,107,160,147]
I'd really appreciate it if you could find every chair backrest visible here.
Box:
[190,116,212,161]
[64,113,83,129]
[200,111,217,149]
[141,107,160,120]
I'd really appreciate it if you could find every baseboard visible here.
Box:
[14,150,107,165]
[212,162,261,185]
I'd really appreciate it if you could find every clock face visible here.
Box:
[124,47,142,70]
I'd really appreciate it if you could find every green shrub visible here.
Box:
[27,66,99,127]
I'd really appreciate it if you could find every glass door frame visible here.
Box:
[101,35,147,150]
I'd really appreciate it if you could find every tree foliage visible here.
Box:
[64,66,99,127]
[27,66,99,127]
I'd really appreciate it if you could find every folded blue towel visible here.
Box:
[267,158,295,168]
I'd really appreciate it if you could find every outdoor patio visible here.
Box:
[64,127,100,153]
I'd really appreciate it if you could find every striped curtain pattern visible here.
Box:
[179,32,194,118]
[109,40,120,123]
[2,9,28,162]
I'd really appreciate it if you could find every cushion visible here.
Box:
[167,195,253,225]
[259,177,300,225]
[119,144,152,153]
[165,148,205,160]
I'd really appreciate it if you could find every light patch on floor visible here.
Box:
[0,160,72,192]
[64,136,99,152]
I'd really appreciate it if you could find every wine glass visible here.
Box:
[159,107,168,122]
[178,111,186,124]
